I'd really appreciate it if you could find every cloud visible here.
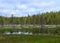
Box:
[43,7,60,12]
[0,0,59,17]
[16,4,28,10]
[27,1,55,8]
[39,1,55,7]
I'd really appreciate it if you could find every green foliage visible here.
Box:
[0,34,60,43]
[0,11,60,25]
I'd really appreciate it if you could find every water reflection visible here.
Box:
[4,32,32,35]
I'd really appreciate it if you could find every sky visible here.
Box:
[0,0,60,17]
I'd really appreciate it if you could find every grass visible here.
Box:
[0,27,60,43]
[0,27,40,33]
[0,34,60,43]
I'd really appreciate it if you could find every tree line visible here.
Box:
[0,11,60,25]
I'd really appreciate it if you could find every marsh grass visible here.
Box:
[0,34,60,43]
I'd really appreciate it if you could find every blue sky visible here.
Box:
[0,0,60,17]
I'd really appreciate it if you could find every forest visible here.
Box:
[0,11,60,25]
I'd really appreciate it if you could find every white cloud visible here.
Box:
[39,1,55,7]
[28,1,55,7]
[0,0,59,17]
[16,4,28,9]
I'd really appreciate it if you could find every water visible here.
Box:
[4,32,32,35]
